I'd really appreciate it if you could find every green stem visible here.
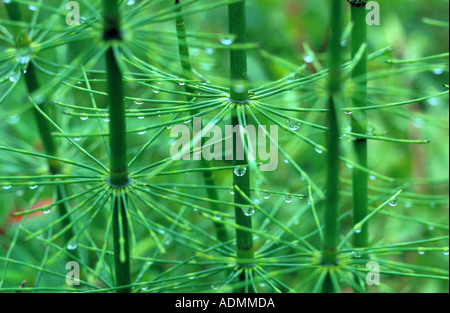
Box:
[349,1,369,249]
[112,193,131,293]
[4,1,77,259]
[228,0,254,293]
[175,0,228,243]
[103,0,131,292]
[322,0,343,292]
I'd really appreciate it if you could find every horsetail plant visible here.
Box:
[2,0,79,261]
[348,0,369,251]
[102,0,131,293]
[321,0,344,293]
[228,0,255,293]
[0,0,448,295]
[174,0,229,244]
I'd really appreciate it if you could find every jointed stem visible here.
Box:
[4,1,77,260]
[228,0,254,293]
[103,0,131,292]
[175,0,228,243]
[350,2,369,249]
[322,0,343,292]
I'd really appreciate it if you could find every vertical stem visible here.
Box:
[4,1,78,260]
[322,0,343,292]
[103,0,131,292]
[112,193,131,293]
[228,0,254,293]
[175,0,228,243]
[349,1,369,248]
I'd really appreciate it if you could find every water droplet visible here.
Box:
[8,115,20,125]
[103,118,110,123]
[262,192,271,200]
[428,226,435,231]
[17,54,30,65]
[344,111,354,115]
[369,175,376,181]
[28,5,37,11]
[29,185,38,190]
[138,116,145,120]
[152,89,160,94]
[141,286,148,291]
[134,100,144,105]
[43,208,52,214]
[178,80,186,86]
[234,167,247,177]
[303,55,313,64]
[183,119,192,124]
[287,119,301,131]
[138,131,147,135]
[418,248,425,255]
[242,207,255,216]
[233,83,246,94]
[284,195,294,203]
[80,116,89,121]
[444,251,449,256]
[229,190,235,195]
[3,185,12,190]
[346,163,354,169]
[74,137,82,142]
[340,40,348,47]
[389,197,398,207]
[146,261,153,265]
[412,118,424,129]
[68,243,78,251]
[433,68,444,75]
[315,147,323,154]
[353,249,363,258]
[428,97,439,106]
[127,0,135,5]
[9,72,20,83]
[405,202,412,208]
[354,224,362,234]
[220,37,234,45]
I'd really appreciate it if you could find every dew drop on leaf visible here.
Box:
[262,192,271,200]
[234,166,247,177]
[242,207,255,217]
[68,243,78,251]
[303,55,313,64]
[284,195,294,203]
[287,119,301,131]
[220,37,234,45]
[389,197,398,207]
